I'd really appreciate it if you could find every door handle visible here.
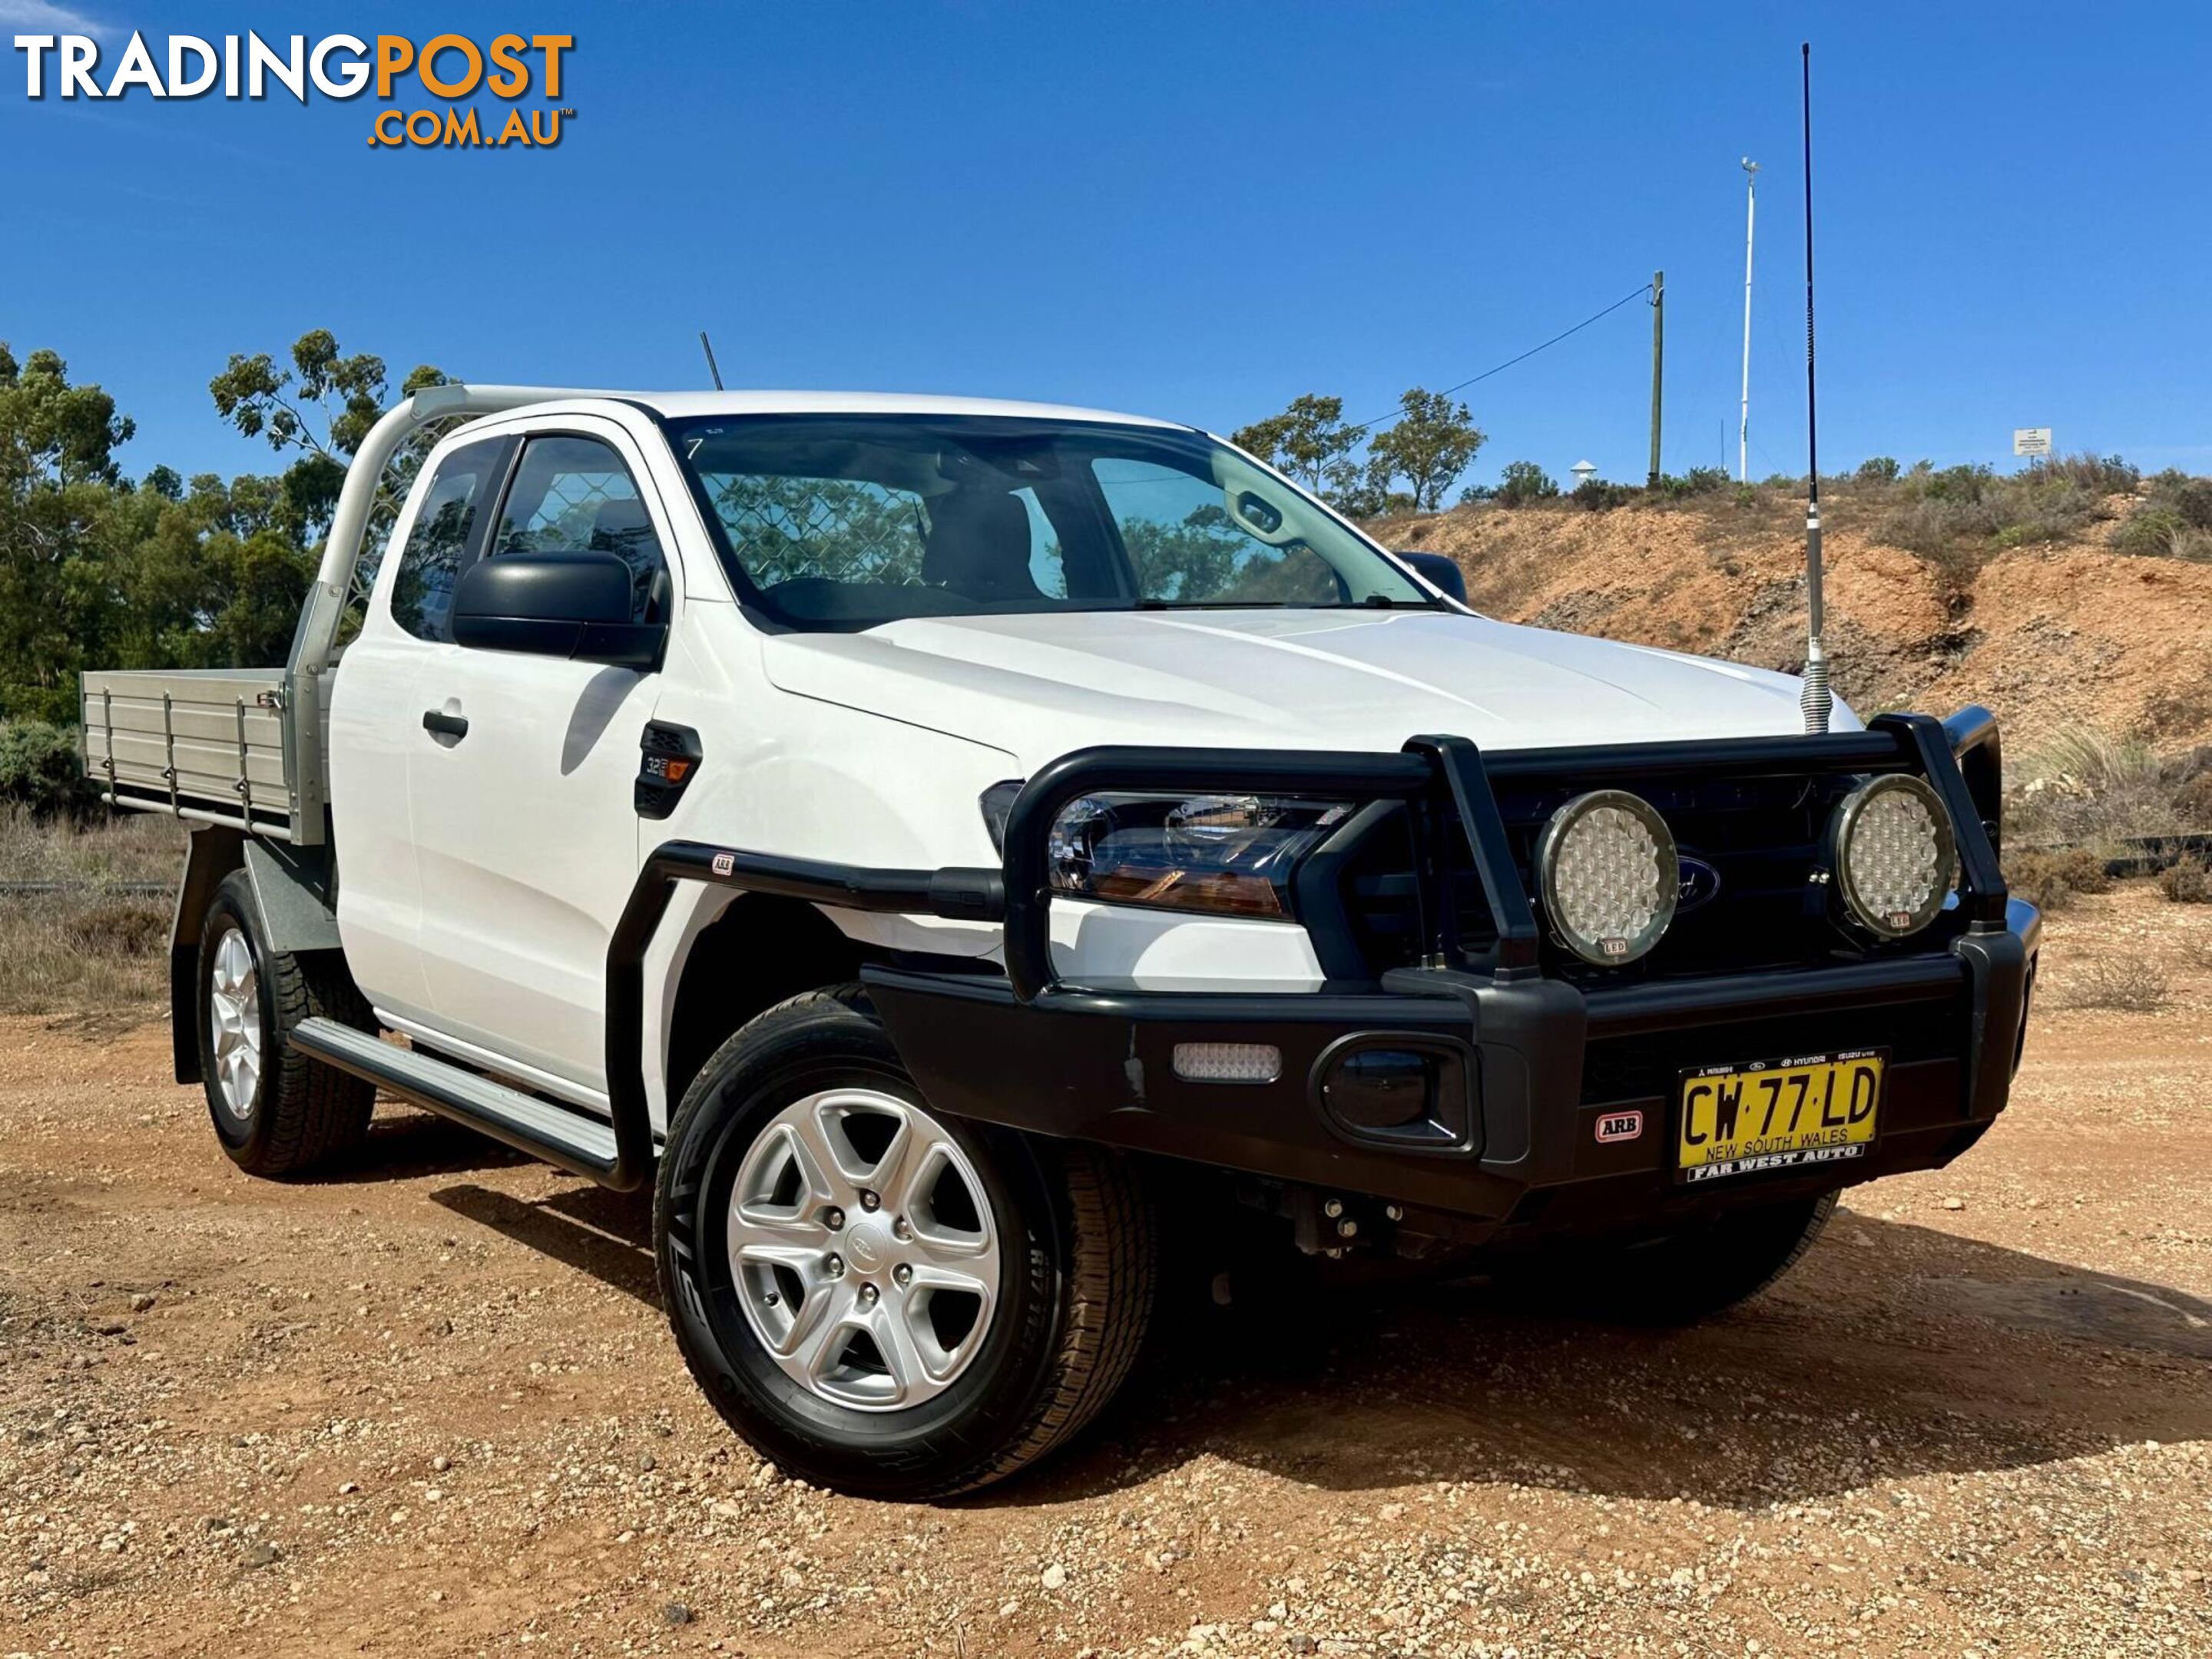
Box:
[422,710,469,740]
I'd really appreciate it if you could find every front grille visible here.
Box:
[1335,757,1963,983]
[1577,993,1968,1106]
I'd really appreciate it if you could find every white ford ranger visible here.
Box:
[81,385,2038,1498]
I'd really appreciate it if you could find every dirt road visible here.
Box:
[4,890,2209,1657]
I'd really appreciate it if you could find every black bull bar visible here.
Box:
[591,709,2034,1227]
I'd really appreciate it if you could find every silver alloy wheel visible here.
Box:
[727,1088,1001,1412]
[207,925,263,1121]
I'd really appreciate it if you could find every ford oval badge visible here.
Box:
[1677,856,1723,913]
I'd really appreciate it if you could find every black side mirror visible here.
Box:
[1396,550,1468,605]
[452,554,664,670]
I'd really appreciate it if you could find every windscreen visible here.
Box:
[665,415,1429,628]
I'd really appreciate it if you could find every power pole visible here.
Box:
[1739,161,1759,482]
[1647,270,1664,488]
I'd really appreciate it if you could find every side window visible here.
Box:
[389,438,505,642]
[490,435,668,623]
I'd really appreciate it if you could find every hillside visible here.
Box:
[1394,498,2212,754]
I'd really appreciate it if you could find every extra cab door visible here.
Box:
[329,430,515,1031]
[403,419,680,1098]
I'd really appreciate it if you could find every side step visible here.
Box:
[290,1017,624,1184]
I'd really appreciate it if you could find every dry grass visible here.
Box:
[0,805,184,884]
[2008,728,2206,848]
[2004,846,2113,912]
[2055,955,2172,1012]
[0,810,182,1013]
[0,892,171,1012]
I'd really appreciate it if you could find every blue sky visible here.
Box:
[5,1,2209,488]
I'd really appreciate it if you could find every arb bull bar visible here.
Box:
[602,710,2037,1237]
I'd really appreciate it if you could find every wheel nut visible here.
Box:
[858,1283,879,1307]
[1383,1204,1404,1222]
[893,1263,913,1288]
[824,1253,845,1278]
[892,1216,912,1240]
[1323,1197,1345,1220]
[823,1206,845,1231]
[1336,1217,1359,1240]
[859,1189,882,1212]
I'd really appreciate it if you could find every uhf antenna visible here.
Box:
[699,329,724,391]
[1798,41,1833,735]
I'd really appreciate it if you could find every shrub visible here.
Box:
[1492,460,1560,507]
[1988,478,2101,547]
[2112,506,2212,562]
[2152,475,2212,530]
[2175,770,2212,827]
[1856,456,1901,483]
[2058,958,2171,1012]
[2037,452,2139,495]
[0,685,81,725]
[2160,857,2212,903]
[1922,462,1993,502]
[0,722,88,821]
[1875,495,2000,557]
[1571,478,1636,512]
[2005,846,2112,911]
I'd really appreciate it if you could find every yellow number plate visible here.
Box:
[1676,1050,1885,1184]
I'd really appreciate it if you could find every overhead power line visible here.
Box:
[1353,280,1657,429]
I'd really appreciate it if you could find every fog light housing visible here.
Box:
[1535,790,1679,966]
[1324,1048,1434,1130]
[1829,774,1956,938]
[1172,1041,1282,1084]
[1313,1035,1475,1151]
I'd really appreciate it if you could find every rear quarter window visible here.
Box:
[389,439,507,642]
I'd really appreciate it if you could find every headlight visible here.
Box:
[1045,793,1352,919]
[1830,775,1955,937]
[1536,790,1679,965]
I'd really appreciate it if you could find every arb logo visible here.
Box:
[1594,1110,1644,1144]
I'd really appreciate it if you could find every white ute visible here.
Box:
[83,385,2038,1497]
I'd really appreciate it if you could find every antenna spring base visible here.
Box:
[1800,654,1833,735]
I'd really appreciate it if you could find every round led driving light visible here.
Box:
[1831,774,1956,938]
[1535,790,1679,966]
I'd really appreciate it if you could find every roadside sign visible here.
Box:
[2013,427,2052,458]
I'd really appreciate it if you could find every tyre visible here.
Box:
[655,985,1155,1498]
[1505,1191,1837,1326]
[197,869,376,1177]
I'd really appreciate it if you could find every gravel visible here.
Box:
[1,889,2207,1656]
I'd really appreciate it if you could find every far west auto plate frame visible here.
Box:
[1674,1047,1888,1185]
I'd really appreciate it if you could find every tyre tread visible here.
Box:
[205,872,375,1177]
[657,982,1156,1498]
[935,1141,1155,1495]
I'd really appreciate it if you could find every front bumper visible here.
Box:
[608,707,2035,1240]
[864,896,2039,1242]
